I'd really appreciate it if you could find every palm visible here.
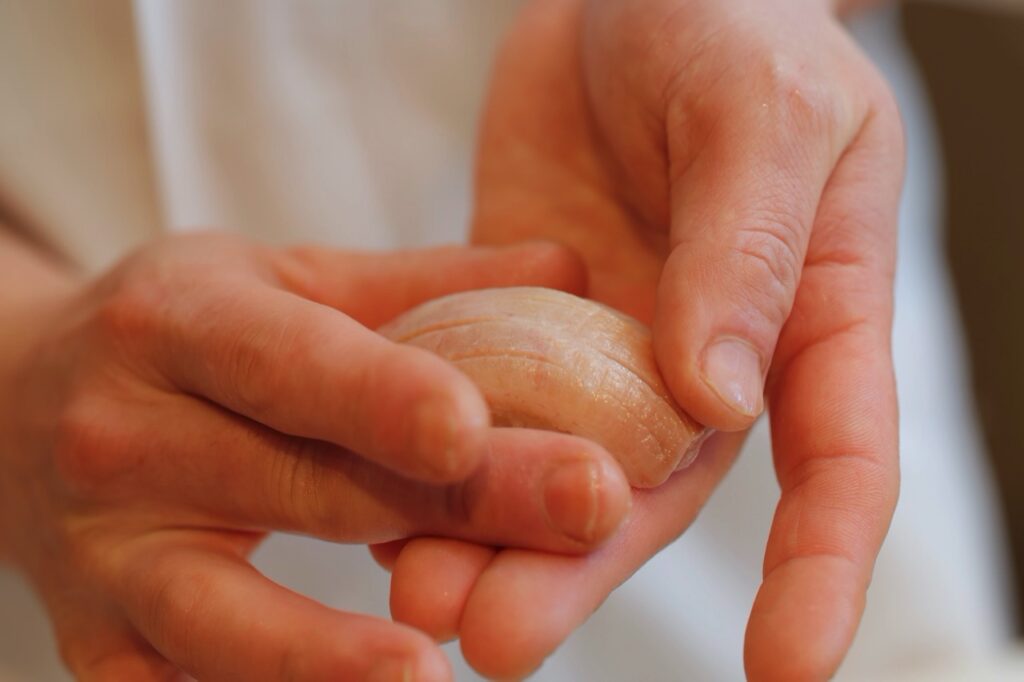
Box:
[471,1,664,322]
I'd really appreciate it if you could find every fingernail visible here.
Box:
[366,657,413,682]
[701,337,764,418]
[676,427,714,471]
[543,459,600,544]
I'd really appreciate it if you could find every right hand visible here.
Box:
[403,0,903,677]
[0,233,631,681]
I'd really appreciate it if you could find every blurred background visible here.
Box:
[903,0,1024,629]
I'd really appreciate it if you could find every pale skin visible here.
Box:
[0,231,635,681]
[381,0,903,680]
[1,0,903,680]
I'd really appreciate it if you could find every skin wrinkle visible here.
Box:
[665,29,872,264]
[283,440,330,536]
[770,473,884,573]
[734,220,805,302]
[769,302,876,381]
[141,557,205,663]
[765,319,876,444]
[444,464,478,533]
[769,97,896,367]
[805,120,900,274]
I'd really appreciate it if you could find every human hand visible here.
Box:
[386,0,903,678]
[0,233,633,681]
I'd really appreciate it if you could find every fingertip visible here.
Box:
[375,345,492,483]
[503,240,589,297]
[458,563,559,680]
[68,649,179,682]
[408,388,490,483]
[406,640,454,682]
[585,454,633,546]
[366,629,453,682]
[535,440,631,551]
[653,309,763,434]
[391,538,496,642]
[418,430,631,554]
[369,540,409,572]
[653,246,774,434]
[744,556,864,682]
[455,547,599,680]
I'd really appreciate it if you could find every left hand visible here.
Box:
[0,234,629,682]
[380,0,904,678]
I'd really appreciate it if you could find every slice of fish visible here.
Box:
[380,287,706,488]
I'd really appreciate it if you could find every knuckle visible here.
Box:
[444,484,472,529]
[275,640,309,682]
[263,433,356,539]
[731,208,805,313]
[219,309,313,417]
[56,634,90,677]
[443,468,485,530]
[69,648,172,682]
[53,396,134,495]
[94,232,260,350]
[220,328,273,415]
[146,563,211,661]
[519,241,588,287]
[269,437,323,528]
[93,275,163,348]
[749,51,844,133]
[811,206,890,273]
[271,246,330,301]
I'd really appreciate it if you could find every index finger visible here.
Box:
[272,241,588,328]
[744,99,903,681]
[142,243,585,483]
[151,282,492,483]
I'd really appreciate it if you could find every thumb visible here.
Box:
[654,97,855,431]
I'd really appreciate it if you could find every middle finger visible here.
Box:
[108,393,633,553]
